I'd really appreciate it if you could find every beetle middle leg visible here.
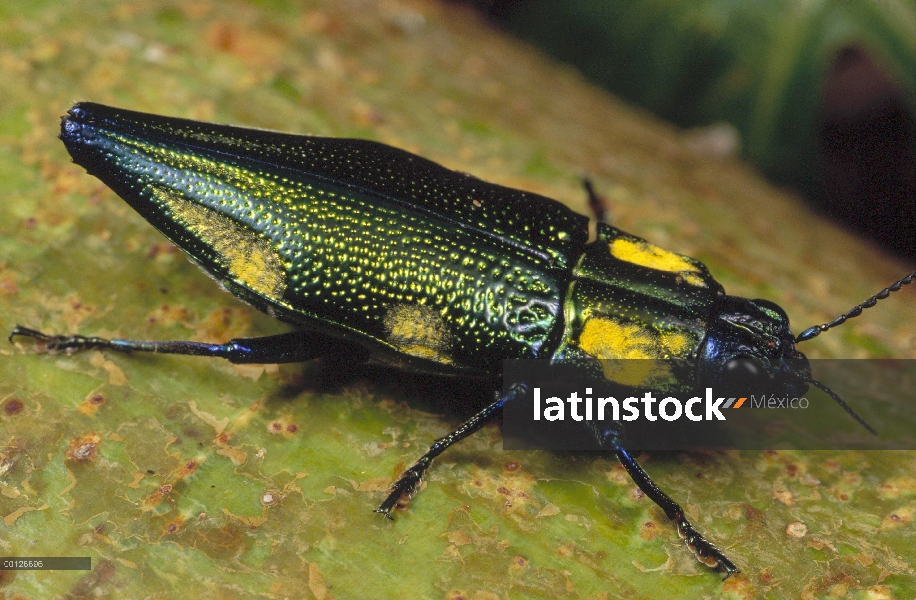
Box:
[375,383,527,518]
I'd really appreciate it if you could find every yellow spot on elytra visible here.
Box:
[580,318,654,360]
[152,187,286,301]
[610,238,706,287]
[384,304,452,364]
[577,317,696,387]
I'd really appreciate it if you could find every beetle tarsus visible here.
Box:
[675,514,740,578]
[375,460,429,518]
[9,325,113,353]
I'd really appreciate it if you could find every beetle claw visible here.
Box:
[9,325,49,344]
[375,469,422,518]
[676,518,739,578]
[373,507,396,520]
[9,325,59,349]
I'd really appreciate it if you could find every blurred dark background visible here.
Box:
[453,0,916,260]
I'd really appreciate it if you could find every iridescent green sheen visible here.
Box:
[61,103,589,375]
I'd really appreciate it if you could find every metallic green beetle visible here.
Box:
[12,103,915,577]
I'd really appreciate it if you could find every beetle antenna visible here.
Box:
[796,270,916,342]
[806,378,877,435]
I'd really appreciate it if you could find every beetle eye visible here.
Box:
[724,356,761,377]
[720,356,770,394]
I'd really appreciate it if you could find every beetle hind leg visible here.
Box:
[375,384,526,518]
[9,325,367,364]
[612,443,740,578]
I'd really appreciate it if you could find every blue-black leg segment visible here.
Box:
[612,443,740,578]
[9,325,357,364]
[375,383,527,518]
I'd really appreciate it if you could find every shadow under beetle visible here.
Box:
[11,103,916,577]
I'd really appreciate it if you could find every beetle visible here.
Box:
[10,102,915,578]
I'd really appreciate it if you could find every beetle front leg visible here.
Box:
[9,325,367,364]
[613,443,740,578]
[375,383,526,518]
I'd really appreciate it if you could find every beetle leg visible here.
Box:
[9,325,366,364]
[582,177,611,225]
[375,383,527,518]
[612,443,740,578]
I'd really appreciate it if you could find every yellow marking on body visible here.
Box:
[610,238,706,287]
[151,187,286,301]
[384,304,452,364]
[577,317,696,388]
[680,272,705,287]
[579,318,654,360]
[659,330,695,357]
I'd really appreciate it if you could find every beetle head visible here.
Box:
[699,295,810,398]
[700,285,909,435]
